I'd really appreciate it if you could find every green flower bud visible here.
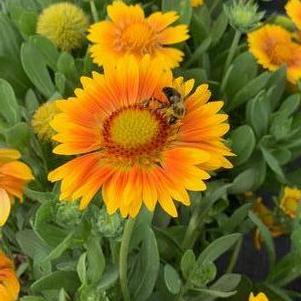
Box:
[94,208,124,240]
[224,0,265,33]
[189,261,217,287]
[55,201,82,228]
[80,285,110,301]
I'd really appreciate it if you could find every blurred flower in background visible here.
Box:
[36,2,89,52]
[88,1,189,68]
[31,101,60,142]
[0,251,20,301]
[0,149,33,226]
[190,0,204,7]
[279,186,301,218]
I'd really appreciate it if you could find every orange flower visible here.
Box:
[0,148,34,226]
[286,0,301,30]
[248,24,301,84]
[253,198,285,250]
[191,0,204,7]
[0,251,20,301]
[87,1,189,68]
[48,56,233,218]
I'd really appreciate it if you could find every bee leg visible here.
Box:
[168,116,178,125]
[142,99,151,108]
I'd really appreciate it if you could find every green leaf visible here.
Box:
[211,10,228,46]
[130,227,160,301]
[57,52,79,83]
[249,211,276,270]
[18,11,37,37]
[31,271,80,293]
[229,125,256,165]
[225,52,257,97]
[97,264,119,291]
[164,264,182,295]
[210,273,241,292]
[3,122,31,150]
[197,233,241,264]
[86,236,106,284]
[228,71,270,111]
[162,0,192,24]
[21,40,55,98]
[20,297,45,301]
[246,92,270,138]
[181,249,196,279]
[42,232,74,263]
[30,35,59,70]
[260,146,286,182]
[77,253,87,284]
[192,288,236,298]
[184,37,211,68]
[0,79,21,126]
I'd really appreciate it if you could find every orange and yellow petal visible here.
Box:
[191,0,204,7]
[0,189,11,227]
[0,252,20,301]
[286,0,301,30]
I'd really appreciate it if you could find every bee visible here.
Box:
[161,87,186,125]
[143,87,186,125]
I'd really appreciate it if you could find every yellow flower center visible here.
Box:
[120,22,157,54]
[110,109,159,148]
[102,105,171,161]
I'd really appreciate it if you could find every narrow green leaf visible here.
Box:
[164,264,182,295]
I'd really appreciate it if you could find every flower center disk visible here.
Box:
[121,22,156,53]
[103,106,170,159]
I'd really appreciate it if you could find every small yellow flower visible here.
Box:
[191,0,204,8]
[279,186,301,218]
[286,0,301,30]
[87,1,189,68]
[48,56,233,218]
[36,2,89,52]
[248,24,301,84]
[0,251,20,301]
[249,292,269,301]
[253,198,285,250]
[32,101,60,141]
[0,148,33,226]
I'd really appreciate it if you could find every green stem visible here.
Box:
[223,30,241,75]
[89,0,99,22]
[209,0,219,14]
[119,218,136,301]
[226,237,243,273]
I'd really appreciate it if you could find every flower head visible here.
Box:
[286,0,301,30]
[224,0,264,33]
[0,148,34,226]
[87,1,189,68]
[249,292,269,301]
[32,101,61,141]
[248,25,301,84]
[0,251,20,301]
[253,198,285,250]
[279,186,301,218]
[48,56,233,218]
[37,2,89,52]
[191,0,204,8]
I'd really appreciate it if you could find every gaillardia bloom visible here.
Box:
[87,1,189,68]
[248,25,301,84]
[32,101,60,141]
[249,292,269,301]
[0,252,20,301]
[48,56,233,218]
[286,0,301,30]
[36,2,89,52]
[191,0,204,7]
[280,186,301,218]
[0,148,34,226]
[253,198,285,250]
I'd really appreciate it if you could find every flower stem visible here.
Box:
[226,237,243,273]
[223,30,241,75]
[89,0,99,22]
[119,218,136,301]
